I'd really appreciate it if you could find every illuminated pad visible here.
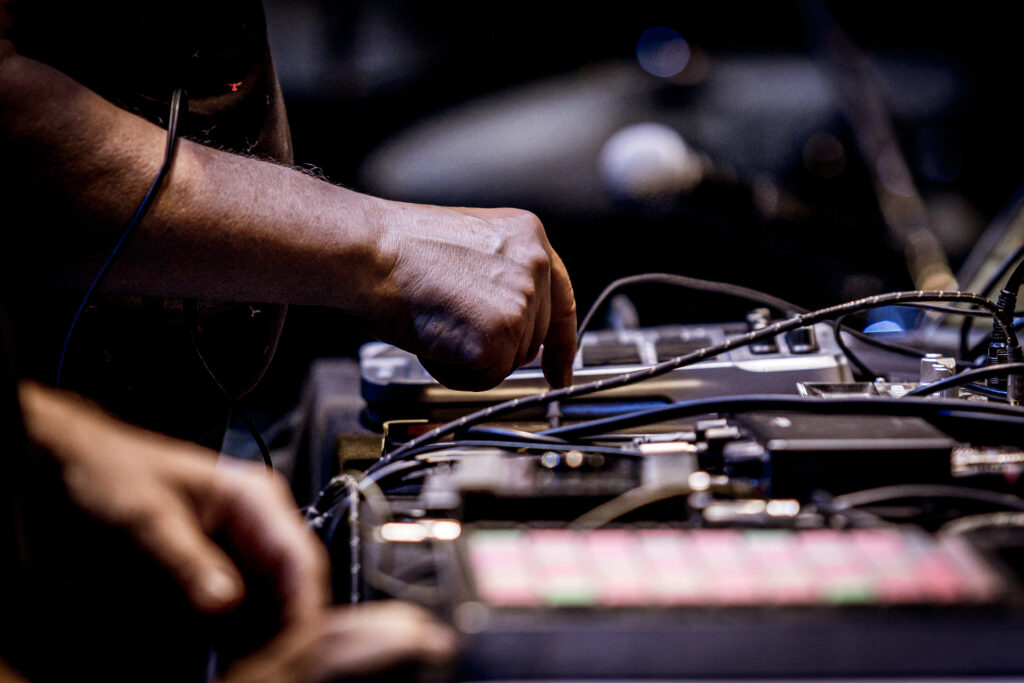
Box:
[465,527,1005,608]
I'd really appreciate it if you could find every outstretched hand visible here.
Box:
[18,382,327,624]
[15,383,461,681]
[370,204,576,391]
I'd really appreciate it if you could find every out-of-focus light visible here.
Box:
[703,500,766,522]
[638,441,699,455]
[380,520,462,542]
[875,143,915,197]
[864,305,919,335]
[380,523,429,543]
[565,449,585,468]
[599,122,703,201]
[540,451,560,469]
[688,471,712,491]
[430,520,462,541]
[636,27,691,78]
[766,499,800,517]
[863,320,905,334]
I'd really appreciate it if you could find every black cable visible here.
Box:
[961,243,1024,360]
[188,332,273,470]
[380,290,1018,464]
[832,322,935,361]
[576,273,801,343]
[579,273,969,372]
[965,317,1024,362]
[905,363,1024,398]
[832,484,1024,514]
[901,302,997,317]
[538,394,1024,441]
[50,87,272,466]
[835,304,995,381]
[362,459,434,490]
[181,301,274,469]
[57,88,186,387]
[461,426,567,444]
[832,313,880,380]
[235,408,273,470]
[962,383,1008,400]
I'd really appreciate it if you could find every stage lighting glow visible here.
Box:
[599,122,702,200]
[636,27,690,78]
[863,320,905,334]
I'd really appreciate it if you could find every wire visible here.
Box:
[898,302,996,317]
[836,305,995,381]
[182,300,273,469]
[905,363,1024,398]
[576,273,802,342]
[57,88,186,388]
[966,317,1024,361]
[381,290,1018,465]
[539,394,1024,441]
[570,484,692,530]
[832,312,881,380]
[310,471,433,605]
[940,512,1024,536]
[579,273,979,378]
[234,408,273,469]
[831,484,1024,513]
[51,85,273,465]
[961,383,1008,400]
[461,426,567,444]
[339,473,362,604]
[963,244,1024,361]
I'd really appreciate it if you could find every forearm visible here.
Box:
[0,41,391,315]
[1,35,577,388]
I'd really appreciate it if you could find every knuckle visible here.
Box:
[519,280,537,308]
[527,253,550,281]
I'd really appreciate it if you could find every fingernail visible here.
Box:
[198,568,242,610]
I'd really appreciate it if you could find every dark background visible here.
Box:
[258,0,1024,357]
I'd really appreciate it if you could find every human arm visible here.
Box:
[0,33,576,390]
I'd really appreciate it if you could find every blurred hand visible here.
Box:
[18,382,328,624]
[218,602,457,683]
[372,204,576,391]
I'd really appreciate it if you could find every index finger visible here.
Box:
[541,249,577,388]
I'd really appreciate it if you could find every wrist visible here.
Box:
[334,192,405,321]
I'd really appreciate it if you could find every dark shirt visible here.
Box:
[2,4,293,677]
[8,0,293,161]
[4,0,293,445]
